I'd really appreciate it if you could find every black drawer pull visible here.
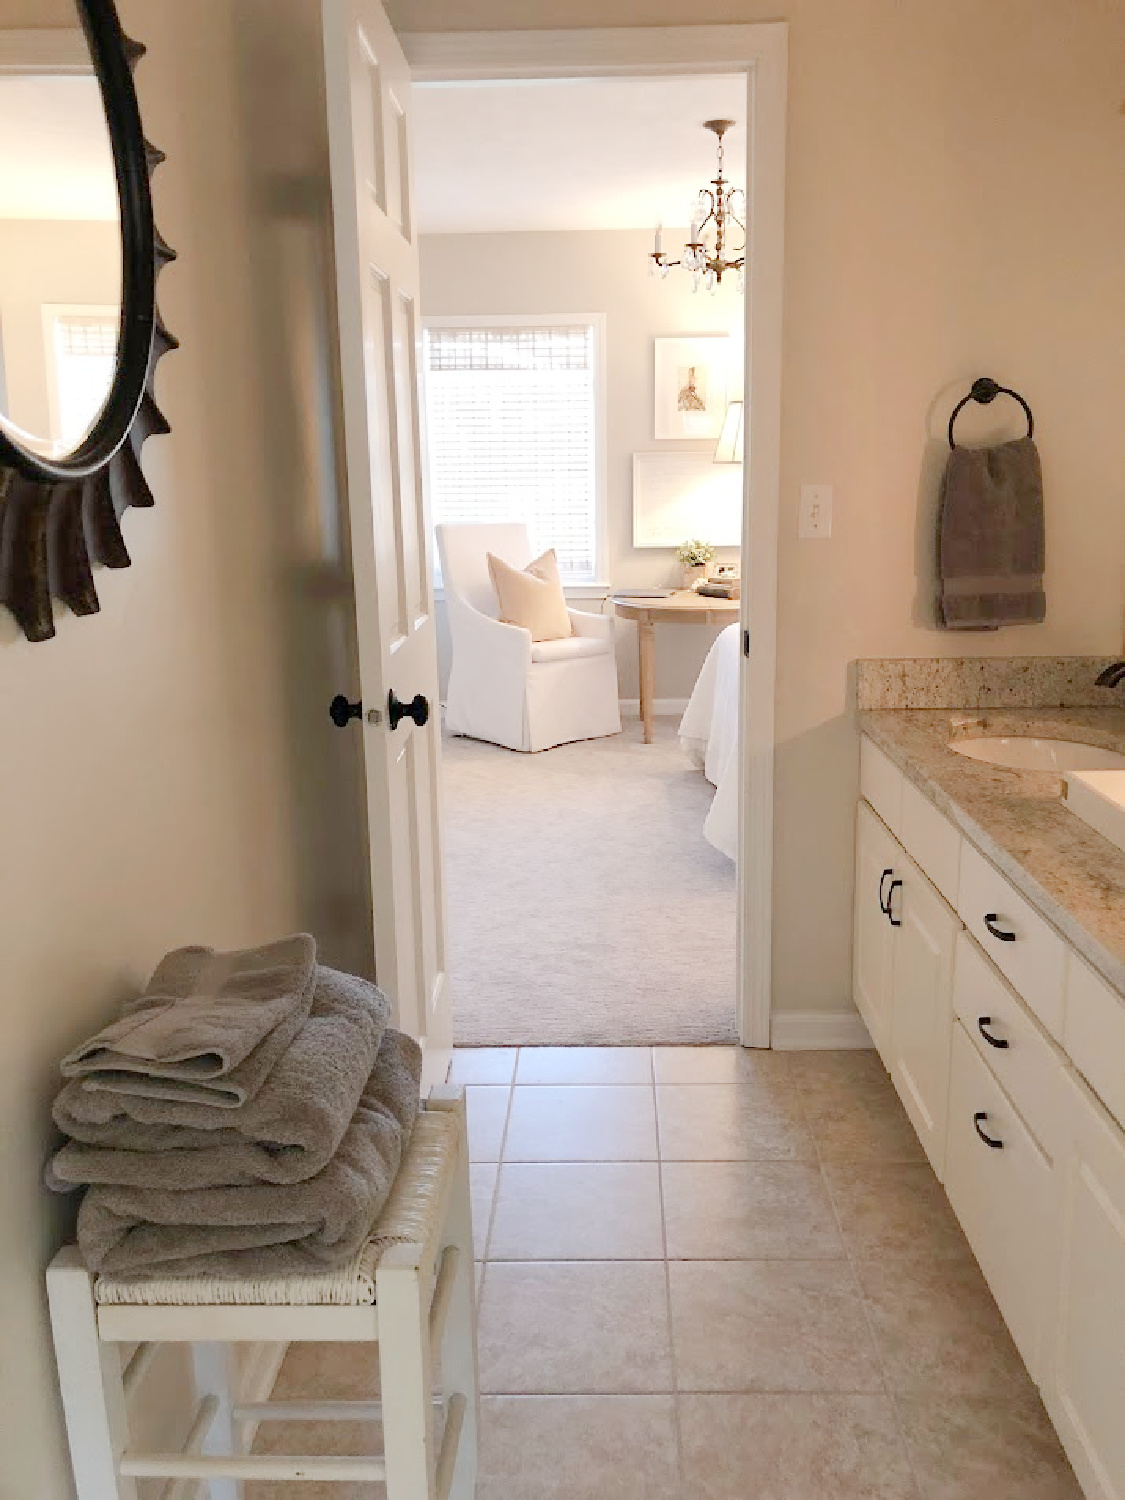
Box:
[984,913,1017,943]
[977,1016,1009,1049]
[886,879,903,928]
[879,868,894,915]
[973,1111,1004,1149]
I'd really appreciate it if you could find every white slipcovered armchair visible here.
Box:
[436,523,621,753]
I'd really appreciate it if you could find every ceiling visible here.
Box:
[0,75,118,222]
[412,75,747,236]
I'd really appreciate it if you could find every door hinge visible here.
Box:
[742,628,750,658]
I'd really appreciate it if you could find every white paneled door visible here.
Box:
[323,0,452,1088]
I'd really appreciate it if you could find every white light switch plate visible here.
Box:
[799,485,833,539]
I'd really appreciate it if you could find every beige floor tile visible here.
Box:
[516,1046,653,1085]
[489,1162,665,1259]
[679,1393,920,1499]
[821,1161,972,1261]
[895,1389,1082,1499]
[449,1048,517,1085]
[653,1045,792,1084]
[466,1085,510,1162]
[669,1260,883,1393]
[478,1395,681,1500]
[786,1048,890,1093]
[662,1160,844,1260]
[470,1163,499,1259]
[478,1261,672,1393]
[504,1084,657,1161]
[656,1082,817,1161]
[856,1256,1033,1395]
[801,1079,926,1162]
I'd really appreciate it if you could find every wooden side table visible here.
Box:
[610,590,741,743]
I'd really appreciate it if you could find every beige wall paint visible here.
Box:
[0,1,370,1493]
[396,0,1125,1018]
[421,227,742,701]
[0,218,120,440]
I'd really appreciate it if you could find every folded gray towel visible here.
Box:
[938,436,1046,629]
[48,966,390,1190]
[74,1029,422,1277]
[61,936,317,1108]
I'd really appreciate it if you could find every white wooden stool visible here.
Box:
[47,1088,478,1500]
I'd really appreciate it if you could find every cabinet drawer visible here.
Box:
[945,1022,1055,1384]
[1065,954,1125,1132]
[957,841,1067,1040]
[901,778,961,907]
[860,737,903,839]
[953,931,1065,1161]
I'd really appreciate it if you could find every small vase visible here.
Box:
[683,563,708,589]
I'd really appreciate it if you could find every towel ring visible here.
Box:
[947,377,1034,449]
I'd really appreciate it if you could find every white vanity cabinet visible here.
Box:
[1043,1070,1125,1500]
[888,851,959,1179]
[855,730,1125,1500]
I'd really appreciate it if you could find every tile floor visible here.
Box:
[454,1045,1081,1500]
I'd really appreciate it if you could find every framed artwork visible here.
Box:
[632,452,742,548]
[653,334,730,441]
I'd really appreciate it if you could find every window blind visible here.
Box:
[51,312,119,450]
[424,323,598,581]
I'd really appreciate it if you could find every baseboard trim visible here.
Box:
[771,1009,874,1051]
[619,697,689,718]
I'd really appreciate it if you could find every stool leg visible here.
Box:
[440,1136,479,1500]
[377,1244,435,1500]
[46,1246,139,1500]
[191,1342,241,1500]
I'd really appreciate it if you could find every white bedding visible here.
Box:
[678,622,740,861]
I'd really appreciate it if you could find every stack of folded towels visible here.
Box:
[47,934,421,1281]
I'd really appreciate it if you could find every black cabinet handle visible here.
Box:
[886,878,903,927]
[388,691,430,731]
[879,868,894,915]
[973,1111,1004,1148]
[977,1016,1009,1049]
[984,914,1017,943]
[329,694,362,729]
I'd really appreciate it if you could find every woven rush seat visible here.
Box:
[93,1106,459,1308]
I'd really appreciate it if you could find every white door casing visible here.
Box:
[323,0,452,1087]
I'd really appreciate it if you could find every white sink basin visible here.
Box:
[950,737,1125,773]
[1065,769,1125,856]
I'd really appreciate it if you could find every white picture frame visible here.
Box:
[653,333,730,440]
[632,451,742,548]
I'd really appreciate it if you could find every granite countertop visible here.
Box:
[858,706,1125,997]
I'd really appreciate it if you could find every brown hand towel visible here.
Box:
[938,435,1046,629]
[60,935,317,1108]
[48,966,390,1190]
[73,1029,422,1277]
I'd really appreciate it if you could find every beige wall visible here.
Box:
[0,2,370,1494]
[421,228,742,700]
[396,0,1125,1018]
[0,219,120,440]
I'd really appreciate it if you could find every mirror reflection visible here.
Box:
[0,22,121,459]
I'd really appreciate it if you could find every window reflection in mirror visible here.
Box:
[0,22,122,459]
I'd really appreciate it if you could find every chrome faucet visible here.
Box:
[1095,661,1125,687]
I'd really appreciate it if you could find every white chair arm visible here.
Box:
[448,594,533,672]
[568,607,615,644]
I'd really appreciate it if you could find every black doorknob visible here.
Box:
[329,694,362,729]
[388,691,430,731]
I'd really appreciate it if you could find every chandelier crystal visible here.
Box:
[649,119,746,294]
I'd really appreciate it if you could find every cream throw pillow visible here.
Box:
[487,548,573,642]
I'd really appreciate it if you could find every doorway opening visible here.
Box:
[402,31,786,1048]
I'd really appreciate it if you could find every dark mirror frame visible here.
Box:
[0,0,175,642]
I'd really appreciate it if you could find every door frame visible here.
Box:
[403,23,788,1048]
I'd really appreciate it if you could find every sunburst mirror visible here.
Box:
[0,0,175,643]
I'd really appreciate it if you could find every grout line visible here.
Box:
[653,1077,688,1498]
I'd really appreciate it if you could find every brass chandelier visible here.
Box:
[649,119,746,293]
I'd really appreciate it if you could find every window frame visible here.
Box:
[422,311,609,595]
[41,302,120,456]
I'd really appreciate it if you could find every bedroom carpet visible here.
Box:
[441,716,737,1046]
